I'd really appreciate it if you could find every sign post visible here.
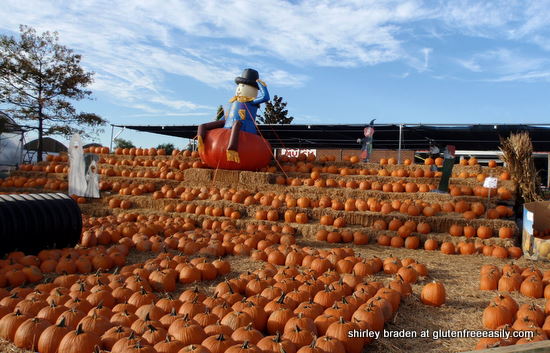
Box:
[483,177,498,217]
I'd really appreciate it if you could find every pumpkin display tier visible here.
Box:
[199,128,272,171]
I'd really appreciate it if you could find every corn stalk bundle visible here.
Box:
[499,132,542,203]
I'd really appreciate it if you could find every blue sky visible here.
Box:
[1,0,550,149]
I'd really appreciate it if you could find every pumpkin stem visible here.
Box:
[57,317,67,328]
[133,341,144,349]
[338,316,345,324]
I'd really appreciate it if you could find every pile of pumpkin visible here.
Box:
[312,219,522,259]
[0,249,232,353]
[96,183,522,260]
[79,213,300,257]
[0,175,69,191]
[111,147,178,156]
[477,293,549,349]
[275,173,440,193]
[0,212,448,353]
[0,245,128,289]
[168,186,515,225]
[275,171,514,202]
[476,264,550,348]
[124,184,516,232]
[480,264,550,298]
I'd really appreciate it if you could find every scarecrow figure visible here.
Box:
[197,68,269,163]
[357,119,376,162]
[68,133,86,196]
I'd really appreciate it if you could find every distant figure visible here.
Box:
[68,134,86,196]
[357,119,376,162]
[84,160,99,198]
[197,68,270,163]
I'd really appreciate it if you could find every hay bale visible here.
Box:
[184,168,213,183]
[212,169,240,185]
[102,176,181,190]
[239,171,271,186]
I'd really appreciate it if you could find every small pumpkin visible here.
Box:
[420,281,446,307]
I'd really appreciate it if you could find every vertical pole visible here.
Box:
[18,132,24,166]
[109,124,115,152]
[486,188,491,218]
[398,124,403,164]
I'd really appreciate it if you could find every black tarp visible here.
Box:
[114,124,550,151]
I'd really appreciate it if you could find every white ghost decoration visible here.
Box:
[68,134,87,196]
[84,160,100,198]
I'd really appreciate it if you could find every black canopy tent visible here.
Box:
[113,123,550,151]
[24,137,68,153]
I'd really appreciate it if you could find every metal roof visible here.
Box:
[114,123,550,151]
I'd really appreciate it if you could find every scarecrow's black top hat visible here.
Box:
[235,68,259,89]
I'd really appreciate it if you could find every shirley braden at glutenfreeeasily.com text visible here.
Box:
[347,329,534,340]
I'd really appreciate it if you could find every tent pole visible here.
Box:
[109,125,115,152]
[398,124,403,164]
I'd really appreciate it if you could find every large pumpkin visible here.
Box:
[199,128,272,171]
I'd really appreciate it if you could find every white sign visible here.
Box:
[279,148,317,158]
[483,177,498,189]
